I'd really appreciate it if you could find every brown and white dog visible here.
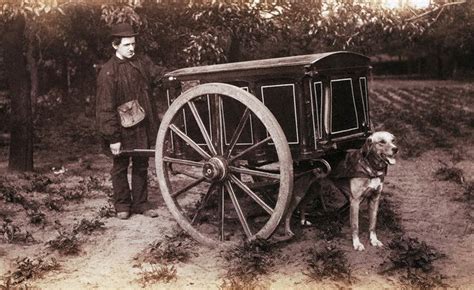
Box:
[283,131,398,251]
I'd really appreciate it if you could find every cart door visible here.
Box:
[328,76,368,139]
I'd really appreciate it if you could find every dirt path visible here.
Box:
[387,147,474,287]
[1,79,473,289]
[2,144,472,289]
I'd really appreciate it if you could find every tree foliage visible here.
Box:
[0,0,472,171]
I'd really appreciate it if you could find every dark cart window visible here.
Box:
[330,78,359,133]
[311,81,323,141]
[183,95,212,145]
[222,87,254,145]
[261,84,298,144]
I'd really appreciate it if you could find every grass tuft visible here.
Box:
[305,245,352,283]
[72,218,105,235]
[434,165,465,185]
[137,265,177,286]
[0,220,35,244]
[381,235,446,288]
[46,230,81,256]
[1,256,60,285]
[137,231,195,265]
[221,239,274,288]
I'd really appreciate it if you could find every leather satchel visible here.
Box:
[117,99,145,128]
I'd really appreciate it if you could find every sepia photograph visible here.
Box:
[0,0,472,288]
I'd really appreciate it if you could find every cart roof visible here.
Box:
[165,51,370,81]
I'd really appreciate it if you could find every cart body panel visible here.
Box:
[163,51,372,163]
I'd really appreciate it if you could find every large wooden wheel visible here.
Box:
[155,83,293,246]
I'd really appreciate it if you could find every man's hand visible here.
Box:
[110,142,121,155]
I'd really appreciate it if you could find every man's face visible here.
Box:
[113,37,136,59]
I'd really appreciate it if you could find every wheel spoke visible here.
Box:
[229,136,272,163]
[219,185,225,241]
[229,166,280,179]
[188,100,217,156]
[224,181,252,239]
[229,174,274,215]
[170,124,211,160]
[163,156,204,167]
[225,108,250,158]
[216,95,224,155]
[171,177,206,199]
[191,183,216,225]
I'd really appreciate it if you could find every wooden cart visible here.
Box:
[152,51,372,246]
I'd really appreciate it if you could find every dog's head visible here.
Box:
[361,131,398,165]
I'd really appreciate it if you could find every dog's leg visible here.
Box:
[283,173,315,238]
[368,191,383,247]
[350,178,371,251]
[350,197,365,251]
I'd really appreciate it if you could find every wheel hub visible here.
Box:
[202,156,228,181]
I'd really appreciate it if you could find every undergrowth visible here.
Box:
[136,231,196,265]
[72,218,105,235]
[305,245,352,284]
[434,164,465,185]
[137,265,177,286]
[98,203,116,218]
[0,220,35,244]
[1,257,60,286]
[381,235,446,288]
[46,230,81,256]
[220,239,274,289]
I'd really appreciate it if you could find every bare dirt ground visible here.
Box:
[1,79,473,289]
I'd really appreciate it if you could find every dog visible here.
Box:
[282,131,398,251]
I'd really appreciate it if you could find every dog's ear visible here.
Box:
[361,136,373,157]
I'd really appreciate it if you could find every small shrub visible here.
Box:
[0,221,35,244]
[463,182,473,204]
[72,218,105,235]
[2,257,60,285]
[0,183,26,205]
[82,176,110,194]
[98,203,115,218]
[58,188,85,201]
[46,230,81,256]
[137,231,195,265]
[219,278,265,290]
[434,165,465,185]
[44,197,64,212]
[381,236,446,288]
[219,277,261,290]
[384,236,445,272]
[305,245,352,283]
[401,268,446,289]
[27,210,46,225]
[222,239,274,285]
[22,173,54,193]
[137,265,177,286]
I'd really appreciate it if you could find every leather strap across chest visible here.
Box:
[331,150,387,180]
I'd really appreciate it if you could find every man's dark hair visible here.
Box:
[111,36,123,47]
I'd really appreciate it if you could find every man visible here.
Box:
[96,23,165,219]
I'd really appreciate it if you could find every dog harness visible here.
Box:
[331,149,387,180]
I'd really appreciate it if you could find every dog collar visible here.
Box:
[331,150,386,180]
[358,158,386,179]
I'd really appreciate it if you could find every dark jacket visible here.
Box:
[96,54,166,152]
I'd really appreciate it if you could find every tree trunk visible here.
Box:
[3,16,34,171]
[227,35,241,63]
[26,28,39,116]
